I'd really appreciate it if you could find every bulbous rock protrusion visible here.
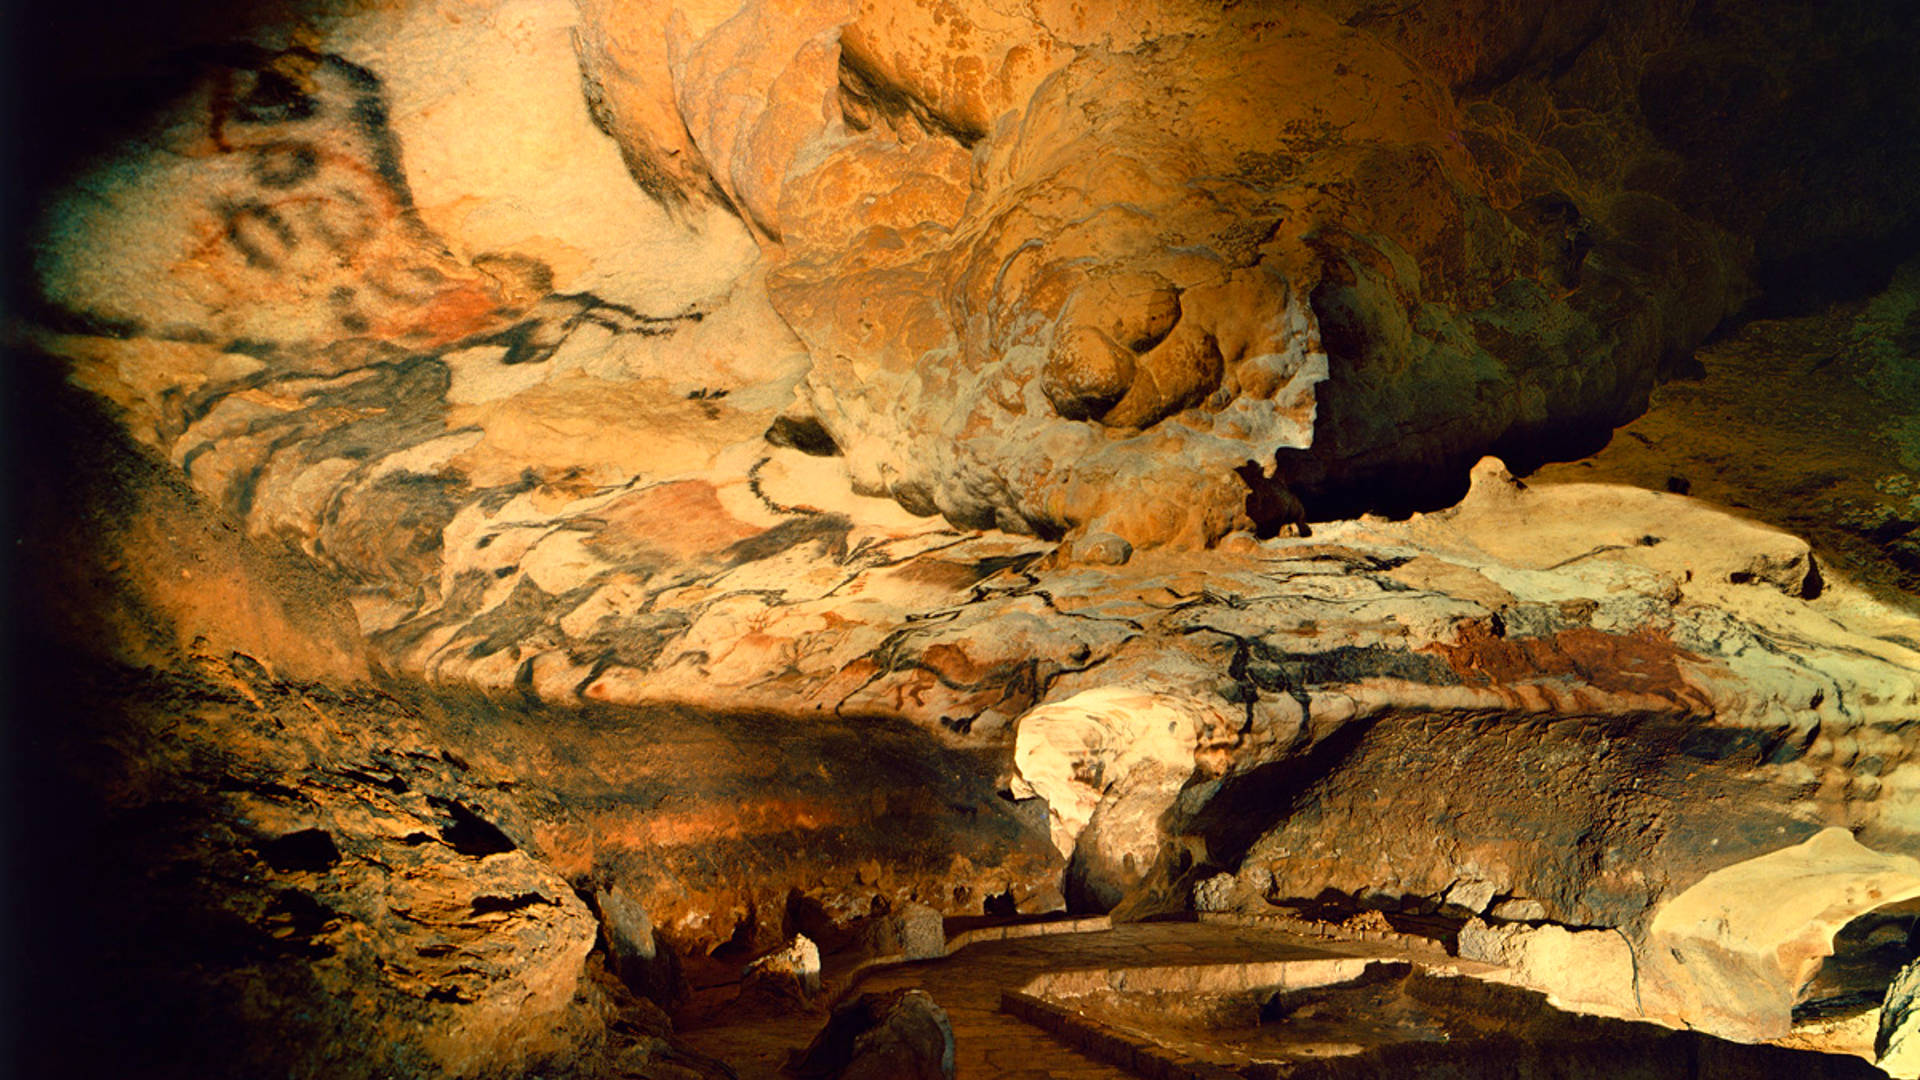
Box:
[1105,275,1183,353]
[1043,324,1135,421]
[1041,272,1184,423]
[1100,324,1223,430]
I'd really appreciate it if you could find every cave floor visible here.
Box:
[676,920,1410,1079]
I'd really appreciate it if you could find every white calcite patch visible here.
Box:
[1012,686,1207,859]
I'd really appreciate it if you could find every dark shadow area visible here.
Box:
[1169,715,1380,878]
[1637,0,1920,319]
[1797,898,1920,1022]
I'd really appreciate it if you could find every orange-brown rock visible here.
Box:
[575,0,1756,547]
[7,364,1060,1079]
[15,1,1920,1074]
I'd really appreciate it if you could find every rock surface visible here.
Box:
[573,0,1761,546]
[1535,255,1920,611]
[1883,959,1920,1079]
[1229,461,1917,922]
[48,0,1890,555]
[596,884,684,1010]
[788,989,957,1080]
[1638,828,1920,1043]
[1459,920,1641,1021]
[7,363,1056,1077]
[893,902,948,961]
[19,329,1920,1069]
[743,933,824,1007]
[12,369,619,1079]
[12,0,1920,1076]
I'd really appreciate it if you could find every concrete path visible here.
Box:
[676,920,1372,1079]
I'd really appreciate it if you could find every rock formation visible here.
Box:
[787,989,957,1080]
[1884,960,1920,1080]
[575,0,1760,546]
[9,0,1920,1077]
[1535,254,1920,608]
[1638,829,1920,1042]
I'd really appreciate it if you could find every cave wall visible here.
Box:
[7,0,1920,1077]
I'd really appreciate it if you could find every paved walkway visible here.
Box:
[676,921,1374,1079]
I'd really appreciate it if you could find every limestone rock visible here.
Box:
[1638,828,1920,1042]
[744,933,822,1002]
[1012,687,1237,910]
[27,15,807,642]
[1235,463,1920,931]
[1489,897,1550,923]
[1192,872,1253,915]
[15,361,369,684]
[1533,254,1920,608]
[14,365,596,1078]
[575,0,1760,547]
[894,902,947,961]
[17,3,1920,1075]
[596,885,684,1009]
[1442,879,1500,916]
[1016,886,1069,916]
[1881,959,1920,1080]
[8,363,1059,1078]
[1458,920,1640,1020]
[41,282,1913,963]
[571,0,1920,548]
[788,989,957,1080]
[14,611,605,1080]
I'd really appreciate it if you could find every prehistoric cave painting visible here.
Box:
[33,47,505,350]
[37,45,719,354]
[31,34,1916,768]
[201,51,411,280]
[37,46,712,595]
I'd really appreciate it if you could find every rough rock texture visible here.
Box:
[788,989,957,1080]
[893,902,948,961]
[1458,921,1641,1021]
[1884,959,1920,1079]
[1462,830,1920,1065]
[1638,829,1920,1043]
[559,0,1920,546]
[1014,686,1229,908]
[1191,872,1253,915]
[13,0,1920,1075]
[9,359,1060,1077]
[1229,461,1917,918]
[596,884,684,1010]
[10,368,664,1079]
[19,314,1920,1068]
[742,933,824,1008]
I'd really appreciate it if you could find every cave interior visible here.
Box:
[5,0,1920,1078]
